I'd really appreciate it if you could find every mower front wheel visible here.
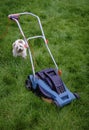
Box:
[74,93,80,99]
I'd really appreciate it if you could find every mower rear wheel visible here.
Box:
[25,78,32,90]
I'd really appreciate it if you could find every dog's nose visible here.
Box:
[19,49,22,51]
[18,48,23,53]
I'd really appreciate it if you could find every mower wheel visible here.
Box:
[54,100,60,107]
[25,78,32,90]
[74,93,80,99]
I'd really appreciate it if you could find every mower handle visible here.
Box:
[8,12,39,20]
[8,12,59,75]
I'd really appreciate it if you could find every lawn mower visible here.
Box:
[8,12,79,107]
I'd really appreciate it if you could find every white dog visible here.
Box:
[12,39,27,58]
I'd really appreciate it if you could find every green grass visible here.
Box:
[0,0,89,130]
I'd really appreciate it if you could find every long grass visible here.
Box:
[0,0,89,130]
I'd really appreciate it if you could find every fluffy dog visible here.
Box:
[12,39,27,58]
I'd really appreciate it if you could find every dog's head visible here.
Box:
[13,39,25,53]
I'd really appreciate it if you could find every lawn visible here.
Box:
[0,0,89,130]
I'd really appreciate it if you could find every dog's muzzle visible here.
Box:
[17,48,23,53]
[16,46,24,53]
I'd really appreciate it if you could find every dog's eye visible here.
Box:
[20,45,22,47]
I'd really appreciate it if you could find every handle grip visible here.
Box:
[8,14,20,20]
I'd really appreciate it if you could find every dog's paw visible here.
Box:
[22,53,27,59]
[12,50,17,57]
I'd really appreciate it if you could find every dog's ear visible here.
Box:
[12,42,16,47]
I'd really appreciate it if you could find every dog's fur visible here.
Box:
[12,39,27,58]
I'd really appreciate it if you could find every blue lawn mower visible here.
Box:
[8,12,79,107]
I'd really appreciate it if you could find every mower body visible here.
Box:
[26,68,76,107]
